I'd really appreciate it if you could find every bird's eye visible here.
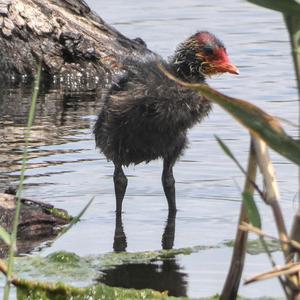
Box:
[203,45,214,56]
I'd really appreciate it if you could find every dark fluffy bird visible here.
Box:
[94,31,238,214]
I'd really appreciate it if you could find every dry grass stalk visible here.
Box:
[252,138,290,257]
[239,222,300,252]
[245,262,300,285]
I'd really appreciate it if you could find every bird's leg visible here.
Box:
[113,163,128,215]
[113,212,127,252]
[162,158,177,212]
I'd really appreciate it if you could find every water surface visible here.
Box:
[0,0,298,298]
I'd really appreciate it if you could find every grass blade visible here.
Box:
[215,135,246,175]
[0,227,11,247]
[215,136,266,200]
[55,197,94,240]
[159,65,300,166]
[3,63,42,300]
[247,0,300,15]
[242,192,262,229]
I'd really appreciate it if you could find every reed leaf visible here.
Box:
[285,14,300,90]
[247,0,300,15]
[159,66,300,166]
[242,192,262,229]
[55,197,94,240]
[0,227,11,247]
[215,137,261,227]
[215,136,246,175]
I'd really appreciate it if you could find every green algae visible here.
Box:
[9,247,210,299]
[98,245,210,270]
[14,246,211,285]
[47,208,73,222]
[10,248,282,300]
[12,249,187,299]
[15,279,281,300]
[223,238,281,255]
[47,251,81,265]
[14,252,97,284]
[202,297,281,300]
[16,281,181,300]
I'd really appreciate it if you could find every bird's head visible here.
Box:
[172,31,238,82]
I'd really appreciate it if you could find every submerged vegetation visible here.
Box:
[46,208,73,223]
[0,248,204,299]
[13,247,205,283]
[0,249,282,299]
[16,283,175,300]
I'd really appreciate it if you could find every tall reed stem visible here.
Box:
[220,138,257,300]
[284,15,300,249]
[3,64,42,300]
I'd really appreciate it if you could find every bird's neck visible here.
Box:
[171,47,205,83]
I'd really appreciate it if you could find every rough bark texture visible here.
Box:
[0,0,152,86]
[0,191,70,256]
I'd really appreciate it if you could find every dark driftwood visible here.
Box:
[0,0,152,85]
[0,192,70,256]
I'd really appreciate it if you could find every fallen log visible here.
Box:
[0,0,152,87]
[0,191,71,256]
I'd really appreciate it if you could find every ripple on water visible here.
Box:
[0,0,296,298]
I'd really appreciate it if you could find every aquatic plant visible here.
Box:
[160,1,300,298]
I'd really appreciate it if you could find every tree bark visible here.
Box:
[0,0,152,87]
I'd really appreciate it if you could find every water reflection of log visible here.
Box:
[107,212,187,297]
[0,86,101,188]
[0,192,70,257]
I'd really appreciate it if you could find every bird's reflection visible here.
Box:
[113,211,177,253]
[100,211,187,297]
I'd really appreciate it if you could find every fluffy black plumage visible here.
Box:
[94,31,236,214]
[94,57,211,166]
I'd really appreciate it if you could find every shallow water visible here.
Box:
[0,0,298,298]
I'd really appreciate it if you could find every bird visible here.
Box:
[94,31,238,215]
